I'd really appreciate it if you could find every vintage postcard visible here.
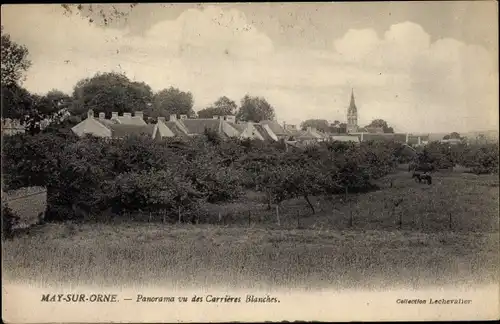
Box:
[1,2,499,323]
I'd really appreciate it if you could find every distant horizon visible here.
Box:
[1,3,498,134]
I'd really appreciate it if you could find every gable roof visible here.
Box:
[113,116,147,126]
[259,120,288,135]
[180,119,221,135]
[155,120,175,138]
[164,121,189,138]
[107,124,156,138]
[96,119,119,127]
[227,122,246,133]
[253,124,275,141]
[304,128,325,139]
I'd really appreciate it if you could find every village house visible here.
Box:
[174,114,239,138]
[259,120,289,140]
[253,123,278,142]
[1,118,26,136]
[1,110,71,136]
[71,109,161,139]
[293,126,326,144]
[226,121,265,141]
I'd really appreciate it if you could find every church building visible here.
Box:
[346,89,358,133]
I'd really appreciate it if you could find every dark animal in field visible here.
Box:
[412,171,432,185]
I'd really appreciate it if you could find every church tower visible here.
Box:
[346,89,358,133]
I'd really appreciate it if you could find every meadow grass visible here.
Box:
[2,171,499,290]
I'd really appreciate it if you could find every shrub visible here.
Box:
[2,202,20,240]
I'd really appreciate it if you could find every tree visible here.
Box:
[148,87,194,118]
[71,72,153,117]
[365,119,394,133]
[32,90,72,117]
[300,119,330,132]
[236,95,276,122]
[46,90,72,108]
[443,132,462,140]
[197,96,237,118]
[1,26,32,86]
[329,121,347,134]
[1,83,35,119]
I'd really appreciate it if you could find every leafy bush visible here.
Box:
[2,202,20,240]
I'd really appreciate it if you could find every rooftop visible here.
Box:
[108,124,156,139]
[180,119,222,135]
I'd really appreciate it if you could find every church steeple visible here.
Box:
[346,88,358,133]
[348,88,357,113]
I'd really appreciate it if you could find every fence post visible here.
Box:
[248,211,251,227]
[449,213,452,230]
[349,209,353,227]
[398,211,402,230]
[276,205,280,226]
[178,206,181,224]
[297,210,300,229]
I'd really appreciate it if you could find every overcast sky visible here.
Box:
[1,2,498,133]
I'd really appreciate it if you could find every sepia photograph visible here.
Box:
[1,2,499,323]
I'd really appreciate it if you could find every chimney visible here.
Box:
[180,114,188,120]
[123,112,132,118]
[225,115,236,123]
[87,109,94,119]
[111,112,118,120]
[98,112,105,120]
[135,111,144,119]
[169,114,177,121]
[213,115,219,120]
[158,117,166,123]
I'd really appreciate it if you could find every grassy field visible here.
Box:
[2,171,499,290]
